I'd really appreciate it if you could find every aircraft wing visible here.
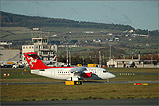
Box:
[71,67,87,73]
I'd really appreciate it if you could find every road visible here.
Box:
[1,99,158,106]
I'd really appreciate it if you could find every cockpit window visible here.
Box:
[103,69,108,73]
[81,67,87,72]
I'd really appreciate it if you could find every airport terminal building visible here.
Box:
[107,59,159,68]
[0,49,20,62]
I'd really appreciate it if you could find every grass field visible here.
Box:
[1,68,159,101]
[0,27,31,41]
[1,83,158,102]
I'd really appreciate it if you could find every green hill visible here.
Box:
[1,11,134,31]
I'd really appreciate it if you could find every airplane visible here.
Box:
[23,52,116,81]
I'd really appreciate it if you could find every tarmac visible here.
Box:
[1,81,159,85]
[1,99,159,106]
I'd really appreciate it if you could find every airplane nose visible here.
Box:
[108,73,116,78]
[111,73,116,78]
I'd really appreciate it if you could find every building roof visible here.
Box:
[110,59,139,62]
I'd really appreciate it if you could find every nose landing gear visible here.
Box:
[106,79,110,82]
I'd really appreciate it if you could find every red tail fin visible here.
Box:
[24,52,49,70]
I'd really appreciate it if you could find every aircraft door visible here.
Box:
[97,68,102,77]
[95,68,100,75]
[51,70,55,77]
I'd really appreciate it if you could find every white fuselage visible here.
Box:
[31,67,115,81]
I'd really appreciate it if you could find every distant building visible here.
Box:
[0,41,12,49]
[125,34,129,37]
[132,34,139,37]
[132,34,149,37]
[107,33,113,36]
[107,59,158,68]
[84,31,94,34]
[114,37,119,41]
[139,34,149,37]
[22,45,35,55]
[58,44,80,48]
[32,28,40,31]
[129,30,134,33]
[93,39,102,43]
[107,59,143,68]
[108,38,113,42]
[22,37,57,64]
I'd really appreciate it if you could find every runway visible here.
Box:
[1,81,159,85]
[1,99,158,106]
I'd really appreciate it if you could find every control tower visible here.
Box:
[22,37,57,64]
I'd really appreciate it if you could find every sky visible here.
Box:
[1,0,159,31]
